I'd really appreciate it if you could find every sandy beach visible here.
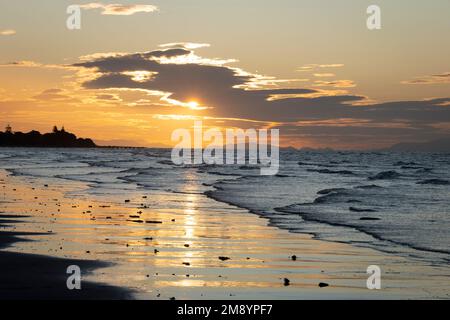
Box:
[1,169,449,300]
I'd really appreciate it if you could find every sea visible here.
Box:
[0,148,449,266]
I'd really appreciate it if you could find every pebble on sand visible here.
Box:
[218,256,230,261]
[318,282,329,288]
[283,278,290,286]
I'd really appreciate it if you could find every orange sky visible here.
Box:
[1,1,449,149]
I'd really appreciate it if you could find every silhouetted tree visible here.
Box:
[0,126,96,148]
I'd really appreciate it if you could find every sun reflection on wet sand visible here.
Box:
[1,170,450,299]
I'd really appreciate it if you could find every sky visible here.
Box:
[0,0,449,149]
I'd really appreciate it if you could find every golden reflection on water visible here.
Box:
[184,194,198,240]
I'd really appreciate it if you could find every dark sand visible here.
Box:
[0,213,133,300]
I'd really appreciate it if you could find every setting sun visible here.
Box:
[187,101,199,109]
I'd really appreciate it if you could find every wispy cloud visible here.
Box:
[313,80,356,88]
[32,89,74,101]
[298,64,344,72]
[0,29,16,36]
[313,73,335,78]
[402,72,450,85]
[80,3,158,15]
[318,64,345,68]
[159,43,210,50]
[0,60,66,69]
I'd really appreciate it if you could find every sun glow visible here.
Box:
[162,96,209,110]
[187,101,199,109]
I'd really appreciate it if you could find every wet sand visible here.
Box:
[0,210,132,299]
[0,170,449,299]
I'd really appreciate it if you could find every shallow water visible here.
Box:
[0,148,449,264]
[207,151,450,264]
[0,148,449,299]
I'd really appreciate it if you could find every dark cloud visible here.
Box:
[74,53,159,72]
[144,49,191,58]
[96,94,120,101]
[73,48,450,147]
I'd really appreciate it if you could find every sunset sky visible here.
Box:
[1,0,449,148]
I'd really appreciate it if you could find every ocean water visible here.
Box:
[0,148,449,265]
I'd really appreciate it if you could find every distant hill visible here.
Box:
[0,126,96,148]
[387,138,450,153]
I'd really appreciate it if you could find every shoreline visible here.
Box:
[0,211,133,299]
[1,169,449,299]
[208,186,450,265]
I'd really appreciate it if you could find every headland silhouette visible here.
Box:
[0,125,96,148]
